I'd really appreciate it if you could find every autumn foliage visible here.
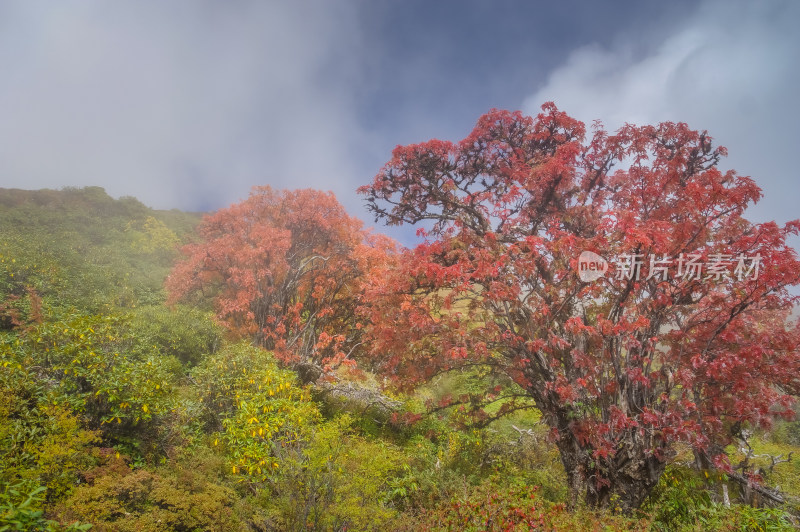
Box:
[359,103,800,509]
[166,187,393,379]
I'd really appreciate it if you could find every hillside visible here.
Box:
[0,186,201,313]
[0,187,798,531]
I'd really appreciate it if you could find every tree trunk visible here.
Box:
[554,425,668,511]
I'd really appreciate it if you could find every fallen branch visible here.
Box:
[314,381,402,420]
[726,471,786,506]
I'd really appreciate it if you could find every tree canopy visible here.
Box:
[167,186,394,380]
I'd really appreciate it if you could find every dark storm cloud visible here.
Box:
[356,0,700,147]
[524,0,800,232]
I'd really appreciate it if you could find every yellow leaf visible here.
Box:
[142,404,149,413]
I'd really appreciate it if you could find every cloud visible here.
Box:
[523,0,800,229]
[0,1,367,213]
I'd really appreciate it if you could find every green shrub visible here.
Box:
[642,465,796,531]
[0,482,91,532]
[126,305,221,366]
[192,343,321,482]
[0,339,99,502]
[259,414,406,531]
[29,312,179,430]
[642,466,714,529]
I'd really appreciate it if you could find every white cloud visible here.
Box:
[523,0,800,229]
[0,1,367,212]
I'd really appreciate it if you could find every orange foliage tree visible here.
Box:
[166,187,393,381]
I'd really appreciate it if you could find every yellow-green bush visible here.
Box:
[0,338,99,503]
[29,312,179,428]
[260,414,407,531]
[192,342,321,484]
[54,462,241,531]
[126,305,222,367]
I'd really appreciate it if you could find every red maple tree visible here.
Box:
[359,103,800,509]
[166,186,394,381]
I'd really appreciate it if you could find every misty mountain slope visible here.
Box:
[0,186,201,313]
